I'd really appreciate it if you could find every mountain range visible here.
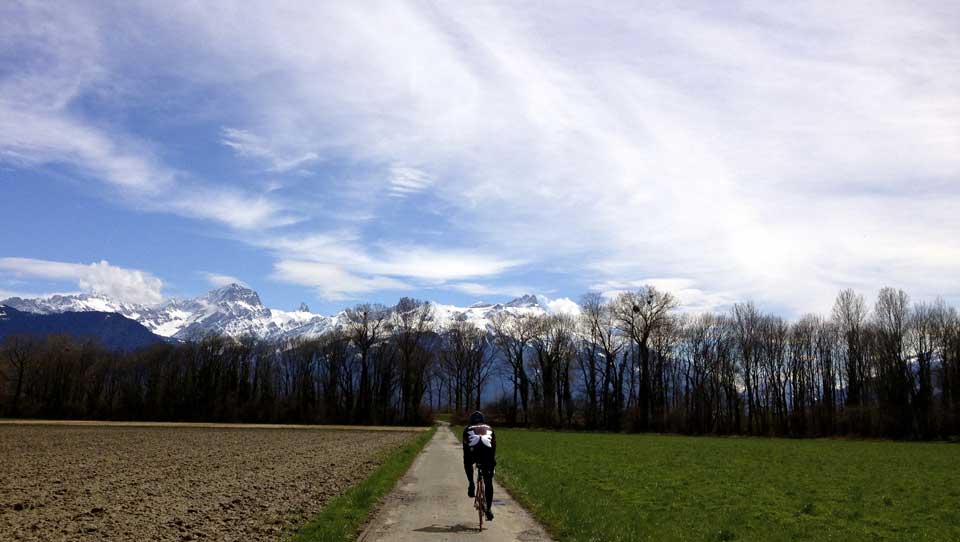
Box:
[0,284,556,342]
[0,305,165,350]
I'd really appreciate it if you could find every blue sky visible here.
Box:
[1,1,958,315]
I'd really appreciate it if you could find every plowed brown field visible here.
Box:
[0,423,419,541]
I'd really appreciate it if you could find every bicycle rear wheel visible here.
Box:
[475,467,485,530]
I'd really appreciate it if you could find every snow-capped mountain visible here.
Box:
[2,284,333,341]
[431,295,554,331]
[3,293,147,317]
[159,283,333,340]
[1,284,565,341]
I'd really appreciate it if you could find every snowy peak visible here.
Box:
[430,296,550,331]
[505,294,540,308]
[205,284,263,307]
[1,287,573,341]
[0,293,145,316]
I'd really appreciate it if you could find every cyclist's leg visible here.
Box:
[464,456,475,497]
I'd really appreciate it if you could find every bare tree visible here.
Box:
[832,289,868,430]
[490,311,537,424]
[344,303,389,422]
[439,319,481,413]
[579,293,626,429]
[2,335,38,416]
[759,315,789,434]
[733,302,763,433]
[467,324,496,411]
[613,287,677,431]
[530,314,576,427]
[873,287,913,437]
[930,299,960,434]
[391,298,435,423]
[910,302,937,437]
[813,318,838,435]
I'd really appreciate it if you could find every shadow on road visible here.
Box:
[413,523,479,534]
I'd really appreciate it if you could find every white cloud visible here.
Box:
[0,257,164,305]
[263,232,530,300]
[0,108,292,232]
[4,3,959,311]
[201,272,247,288]
[2,102,322,231]
[0,289,34,301]
[168,188,300,230]
[389,165,432,197]
[220,128,271,158]
[539,296,581,316]
[446,282,528,298]
[592,278,738,314]
[221,127,319,172]
[0,4,171,194]
[259,233,524,300]
[368,246,523,282]
[0,3,296,232]
[122,1,956,312]
[0,109,173,192]
[271,260,409,301]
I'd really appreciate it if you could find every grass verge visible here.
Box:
[290,426,436,542]
[492,428,960,542]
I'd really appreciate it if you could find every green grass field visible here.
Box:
[492,429,960,542]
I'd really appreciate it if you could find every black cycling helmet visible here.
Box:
[469,411,485,425]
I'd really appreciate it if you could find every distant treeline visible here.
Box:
[2,289,959,438]
[490,287,959,439]
[0,298,440,426]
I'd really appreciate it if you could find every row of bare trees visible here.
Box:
[3,288,959,437]
[488,287,960,438]
[0,299,441,425]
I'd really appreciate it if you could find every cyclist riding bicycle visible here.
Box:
[463,410,496,521]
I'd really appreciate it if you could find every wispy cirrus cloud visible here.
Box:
[261,232,525,300]
[0,2,296,232]
[220,127,319,173]
[0,109,173,192]
[388,165,432,197]
[167,188,300,230]
[111,1,957,312]
[445,282,529,298]
[271,260,409,301]
[3,2,958,312]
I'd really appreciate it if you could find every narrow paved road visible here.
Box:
[360,423,552,542]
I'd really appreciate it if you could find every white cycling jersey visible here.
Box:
[466,424,494,448]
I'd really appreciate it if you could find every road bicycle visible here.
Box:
[474,464,487,531]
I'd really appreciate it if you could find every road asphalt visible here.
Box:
[360,423,553,541]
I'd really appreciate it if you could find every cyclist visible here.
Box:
[463,410,496,521]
